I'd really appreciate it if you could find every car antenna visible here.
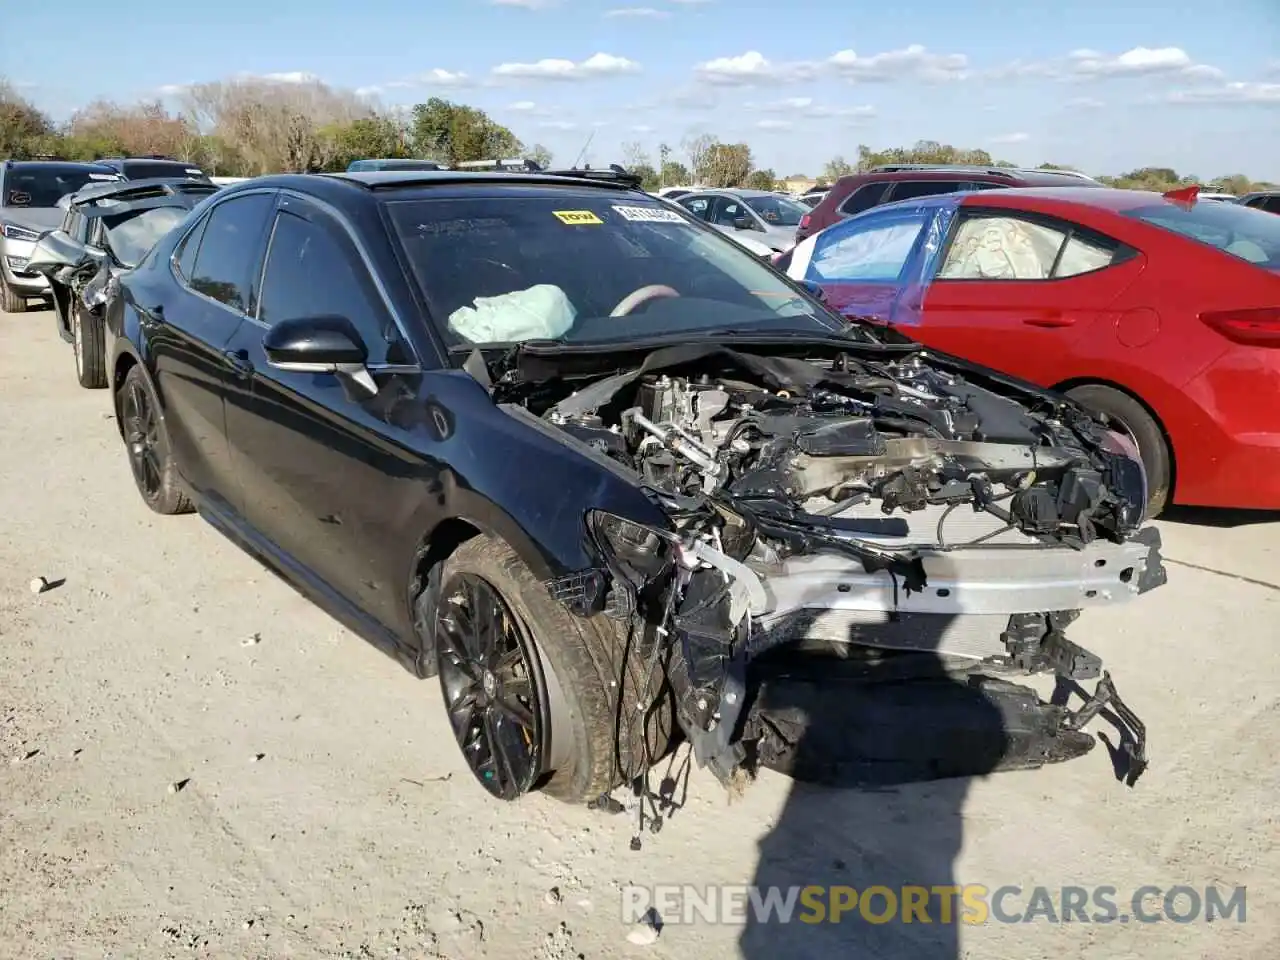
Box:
[571,129,596,170]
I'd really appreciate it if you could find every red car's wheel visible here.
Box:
[1066,384,1171,517]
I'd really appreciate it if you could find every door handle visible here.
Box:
[1022,315,1075,328]
[224,348,254,379]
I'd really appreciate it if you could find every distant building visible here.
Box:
[779,175,819,195]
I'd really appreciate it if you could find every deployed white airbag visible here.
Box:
[447,284,577,343]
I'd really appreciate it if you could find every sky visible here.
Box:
[6,0,1279,180]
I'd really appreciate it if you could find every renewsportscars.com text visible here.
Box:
[621,884,1247,926]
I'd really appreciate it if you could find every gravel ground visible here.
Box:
[2,307,1278,960]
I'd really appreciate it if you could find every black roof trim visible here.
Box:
[319,169,643,193]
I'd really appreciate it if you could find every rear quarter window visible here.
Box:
[1124,200,1280,268]
[837,182,892,217]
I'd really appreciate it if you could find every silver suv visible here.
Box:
[0,159,122,313]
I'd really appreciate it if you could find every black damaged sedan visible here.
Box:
[102,170,1166,804]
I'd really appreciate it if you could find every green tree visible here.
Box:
[0,80,55,158]
[823,155,854,181]
[320,115,409,169]
[660,160,691,186]
[702,142,753,187]
[745,168,778,190]
[523,143,553,168]
[409,98,522,166]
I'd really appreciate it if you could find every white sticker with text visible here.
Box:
[612,205,688,224]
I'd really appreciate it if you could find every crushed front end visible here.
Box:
[509,340,1167,791]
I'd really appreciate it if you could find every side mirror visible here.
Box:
[800,279,828,303]
[732,215,752,231]
[263,315,375,392]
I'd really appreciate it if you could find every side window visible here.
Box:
[257,209,401,364]
[187,193,275,313]
[886,180,967,203]
[807,213,930,282]
[1261,197,1280,215]
[679,196,711,220]
[838,182,892,217]
[966,181,1009,192]
[710,198,747,227]
[173,215,207,281]
[937,213,1122,281]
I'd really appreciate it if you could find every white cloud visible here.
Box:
[415,68,471,86]
[747,97,876,120]
[1167,81,1280,105]
[1069,47,1186,75]
[631,124,654,132]
[355,85,382,97]
[507,100,539,111]
[668,0,712,3]
[1065,96,1105,109]
[990,132,1030,144]
[827,44,969,83]
[538,119,578,130]
[756,119,793,131]
[493,53,640,81]
[604,6,669,17]
[695,44,967,87]
[491,0,557,8]
[157,83,187,96]
[694,51,815,86]
[260,71,321,84]
[1268,60,1280,77]
[984,46,1220,84]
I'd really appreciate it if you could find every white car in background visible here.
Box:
[673,188,811,252]
[651,192,774,257]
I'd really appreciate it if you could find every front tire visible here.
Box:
[72,304,108,389]
[0,281,28,314]
[1066,384,1171,517]
[116,364,194,515]
[426,536,672,804]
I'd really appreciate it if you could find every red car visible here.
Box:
[794,164,1102,244]
[779,185,1280,514]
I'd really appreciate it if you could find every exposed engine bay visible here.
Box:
[486,339,1167,793]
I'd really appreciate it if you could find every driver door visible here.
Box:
[222,194,417,625]
[784,205,938,326]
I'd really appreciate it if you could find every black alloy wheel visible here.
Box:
[435,573,547,800]
[122,376,164,501]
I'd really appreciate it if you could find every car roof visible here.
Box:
[69,176,218,208]
[214,170,652,205]
[4,159,118,173]
[958,185,1192,212]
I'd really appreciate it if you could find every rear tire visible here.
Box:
[0,281,28,314]
[426,535,673,804]
[1066,384,1170,517]
[116,364,194,516]
[73,304,108,389]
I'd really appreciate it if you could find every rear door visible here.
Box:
[918,207,1146,385]
[150,189,277,509]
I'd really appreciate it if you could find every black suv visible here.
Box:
[98,156,212,183]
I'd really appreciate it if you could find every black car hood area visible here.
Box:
[471,335,1164,812]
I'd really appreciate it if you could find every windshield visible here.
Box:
[122,161,207,181]
[743,193,809,227]
[385,194,850,346]
[3,166,119,208]
[1124,199,1280,268]
[103,207,189,267]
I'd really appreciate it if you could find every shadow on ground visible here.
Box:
[732,609,1109,959]
[1160,506,1280,529]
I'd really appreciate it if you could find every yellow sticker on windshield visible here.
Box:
[553,210,604,225]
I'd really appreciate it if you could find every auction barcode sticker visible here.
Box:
[612,205,688,224]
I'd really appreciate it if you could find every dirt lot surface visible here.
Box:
[2,308,1278,960]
